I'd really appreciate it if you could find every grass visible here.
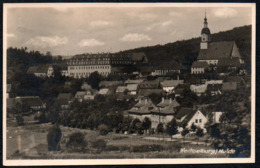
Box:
[6,116,230,159]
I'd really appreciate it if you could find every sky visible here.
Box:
[6,5,253,56]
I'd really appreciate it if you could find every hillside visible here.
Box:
[118,25,252,70]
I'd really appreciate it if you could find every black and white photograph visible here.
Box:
[3,3,255,166]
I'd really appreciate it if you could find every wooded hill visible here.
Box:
[117,25,252,70]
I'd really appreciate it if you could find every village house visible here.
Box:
[74,89,97,102]
[191,61,210,74]
[116,86,127,94]
[206,84,222,96]
[124,79,144,85]
[160,80,184,93]
[55,93,73,109]
[205,80,223,85]
[27,65,54,78]
[126,84,138,95]
[98,88,112,96]
[175,108,208,132]
[225,76,246,89]
[81,82,92,90]
[221,82,237,92]
[190,84,208,96]
[15,96,46,112]
[128,98,158,122]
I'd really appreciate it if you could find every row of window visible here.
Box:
[195,119,202,123]
[69,61,110,65]
[69,65,110,70]
[70,71,110,76]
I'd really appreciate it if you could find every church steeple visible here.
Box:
[200,11,211,49]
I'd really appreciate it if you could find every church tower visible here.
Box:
[200,12,211,50]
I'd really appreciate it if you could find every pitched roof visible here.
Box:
[116,86,127,93]
[130,52,147,62]
[124,79,144,85]
[197,41,235,60]
[225,76,244,84]
[191,61,209,68]
[184,77,202,85]
[175,108,194,119]
[138,89,165,97]
[98,88,110,95]
[221,82,237,91]
[160,80,184,88]
[157,98,180,108]
[81,82,92,90]
[74,90,96,98]
[16,96,44,107]
[99,81,124,88]
[139,80,160,89]
[128,98,157,114]
[127,84,138,91]
[56,93,73,105]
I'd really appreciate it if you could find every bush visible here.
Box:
[66,132,87,152]
[47,124,62,151]
[98,124,109,136]
[106,145,120,151]
[92,139,107,151]
[16,115,24,126]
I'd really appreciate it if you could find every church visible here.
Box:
[191,13,243,74]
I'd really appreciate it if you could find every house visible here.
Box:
[27,65,54,78]
[126,84,138,95]
[98,88,112,96]
[225,76,245,88]
[191,61,209,74]
[205,80,223,85]
[81,82,92,90]
[55,93,73,109]
[128,98,158,122]
[217,58,240,72]
[190,84,207,96]
[99,81,124,88]
[150,98,180,128]
[221,82,237,91]
[130,52,149,65]
[175,108,208,132]
[211,112,223,123]
[138,89,165,98]
[116,86,127,94]
[15,96,46,111]
[124,79,144,85]
[160,80,184,93]
[74,90,97,102]
[207,84,222,96]
[138,80,161,89]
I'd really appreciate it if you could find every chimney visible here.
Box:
[139,98,141,104]
[145,98,148,104]
[177,75,179,80]
[162,97,165,102]
[170,98,172,103]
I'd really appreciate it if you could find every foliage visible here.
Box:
[98,124,110,136]
[66,132,87,152]
[142,117,152,132]
[156,123,164,134]
[91,139,107,151]
[195,127,204,144]
[16,115,24,126]
[190,123,197,132]
[131,144,164,153]
[166,119,178,139]
[47,124,62,151]
[87,71,101,90]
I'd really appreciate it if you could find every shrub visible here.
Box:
[47,124,62,151]
[98,124,109,136]
[66,132,87,152]
[16,115,24,126]
[92,139,107,151]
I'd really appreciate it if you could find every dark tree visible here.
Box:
[166,118,178,140]
[156,122,164,134]
[181,128,189,144]
[142,117,152,134]
[47,124,62,151]
[87,71,101,90]
[196,127,204,145]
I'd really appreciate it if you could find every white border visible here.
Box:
[3,3,256,166]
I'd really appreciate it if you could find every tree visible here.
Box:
[166,119,178,140]
[92,139,107,151]
[196,127,204,145]
[66,132,87,152]
[87,71,101,90]
[98,124,109,136]
[142,117,152,134]
[190,123,197,133]
[181,128,189,145]
[130,118,142,133]
[156,123,164,134]
[16,115,24,126]
[47,124,62,151]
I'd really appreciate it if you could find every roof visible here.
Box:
[207,84,223,91]
[157,98,180,108]
[130,52,147,62]
[128,98,157,114]
[190,84,207,94]
[160,80,184,88]
[184,77,202,85]
[139,80,160,89]
[175,108,194,119]
[217,58,240,67]
[127,84,138,91]
[75,90,96,98]
[116,86,127,93]
[99,81,124,88]
[27,66,50,74]
[98,88,110,95]
[225,76,244,84]
[16,96,44,107]
[201,27,211,35]
[56,93,73,105]
[205,80,223,85]
[191,61,209,68]
[124,79,144,85]
[197,41,235,60]
[117,94,137,100]
[7,84,12,92]
[139,89,165,97]
[222,82,237,91]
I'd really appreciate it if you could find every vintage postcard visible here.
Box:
[3,3,255,166]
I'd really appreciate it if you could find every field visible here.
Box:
[6,115,230,159]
